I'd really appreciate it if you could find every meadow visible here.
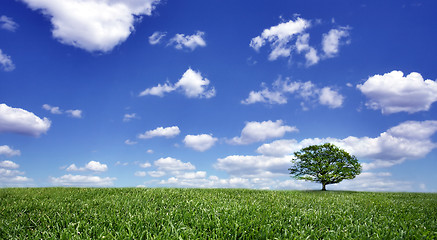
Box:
[1,188,436,239]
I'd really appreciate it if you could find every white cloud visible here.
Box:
[66,160,108,172]
[256,120,437,170]
[183,134,218,152]
[139,68,215,99]
[250,17,310,61]
[256,139,301,157]
[151,165,420,192]
[43,104,82,118]
[21,0,161,52]
[115,161,128,166]
[0,145,21,157]
[65,164,79,171]
[134,171,147,177]
[50,174,115,187]
[139,82,175,97]
[0,160,32,186]
[149,31,166,45]
[318,87,344,108]
[322,27,350,57]
[0,103,51,137]
[42,104,62,114]
[139,162,152,168]
[175,68,215,98]
[0,15,19,32]
[357,71,437,114]
[228,120,298,145]
[241,87,288,105]
[251,17,350,65]
[295,33,319,66]
[85,161,108,172]
[65,109,82,118]
[176,171,207,179]
[147,170,165,177]
[168,31,206,51]
[147,149,154,154]
[124,139,138,145]
[242,78,344,109]
[0,49,15,71]
[215,155,293,178]
[154,157,195,172]
[158,175,253,189]
[156,174,312,190]
[0,160,19,169]
[0,168,24,177]
[138,126,180,139]
[123,113,138,122]
[329,171,416,192]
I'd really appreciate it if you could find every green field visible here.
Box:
[1,188,436,239]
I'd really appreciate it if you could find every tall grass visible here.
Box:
[1,188,436,239]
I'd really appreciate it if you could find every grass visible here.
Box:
[1,188,436,239]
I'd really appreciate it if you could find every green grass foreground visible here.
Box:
[1,188,436,239]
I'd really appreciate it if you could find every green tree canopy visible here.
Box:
[289,143,362,191]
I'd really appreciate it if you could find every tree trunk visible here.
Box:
[322,183,326,191]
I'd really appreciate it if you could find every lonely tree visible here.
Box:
[289,143,362,191]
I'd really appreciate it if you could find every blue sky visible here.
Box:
[1,0,437,191]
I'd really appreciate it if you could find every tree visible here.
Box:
[288,143,362,191]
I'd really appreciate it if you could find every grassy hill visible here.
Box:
[1,188,436,239]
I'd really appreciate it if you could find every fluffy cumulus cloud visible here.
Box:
[242,77,344,109]
[322,27,350,57]
[175,68,215,98]
[148,31,166,45]
[256,120,437,170]
[0,160,19,169]
[168,31,206,51]
[183,134,218,152]
[0,15,19,32]
[50,174,115,187]
[42,104,82,118]
[21,0,161,52]
[295,33,319,66]
[0,49,15,71]
[250,17,350,65]
[250,17,310,61]
[0,160,32,186]
[66,160,108,172]
[139,68,215,99]
[0,145,21,157]
[318,87,344,108]
[357,71,437,114]
[228,120,298,145]
[0,103,51,137]
[138,126,180,139]
[154,157,195,172]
